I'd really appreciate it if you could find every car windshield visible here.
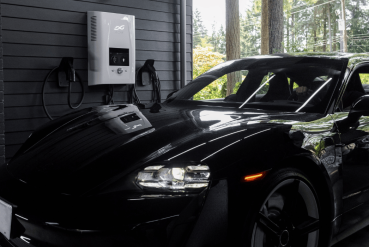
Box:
[169,56,346,113]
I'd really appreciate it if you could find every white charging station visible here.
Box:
[87,11,135,86]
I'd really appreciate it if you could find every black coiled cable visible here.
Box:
[42,67,85,120]
[105,84,115,105]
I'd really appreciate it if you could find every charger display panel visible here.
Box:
[109,48,129,66]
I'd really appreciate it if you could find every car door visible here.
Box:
[336,64,369,233]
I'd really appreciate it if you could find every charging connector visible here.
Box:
[58,58,76,87]
[42,57,85,120]
[129,59,161,105]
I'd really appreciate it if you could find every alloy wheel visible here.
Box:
[251,178,320,247]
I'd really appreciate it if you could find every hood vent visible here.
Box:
[91,16,97,41]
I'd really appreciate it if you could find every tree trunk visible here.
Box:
[286,17,290,51]
[291,13,295,50]
[323,5,327,52]
[226,0,241,96]
[333,16,337,51]
[313,8,317,52]
[341,0,348,52]
[261,0,269,55]
[268,0,284,54]
[306,28,308,50]
[328,3,332,52]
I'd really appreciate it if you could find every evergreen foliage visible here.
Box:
[194,0,369,55]
[193,9,208,48]
[192,0,369,100]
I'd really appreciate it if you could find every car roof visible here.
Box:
[290,52,369,69]
[244,52,369,70]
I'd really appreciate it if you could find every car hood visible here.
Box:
[6,103,318,195]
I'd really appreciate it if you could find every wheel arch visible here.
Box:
[274,153,342,238]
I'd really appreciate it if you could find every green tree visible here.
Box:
[208,23,226,54]
[193,46,227,100]
[346,0,369,53]
[240,5,262,56]
[193,9,208,48]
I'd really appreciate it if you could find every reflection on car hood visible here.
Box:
[6,104,322,195]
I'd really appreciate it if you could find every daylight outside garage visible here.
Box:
[193,0,369,100]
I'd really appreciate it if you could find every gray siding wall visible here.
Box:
[0,0,4,166]
[2,0,193,161]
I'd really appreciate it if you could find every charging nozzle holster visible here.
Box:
[139,59,156,86]
[58,57,76,87]
[130,59,161,105]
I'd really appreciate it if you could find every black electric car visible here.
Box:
[1,53,369,247]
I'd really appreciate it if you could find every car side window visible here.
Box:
[359,73,369,94]
[341,67,369,111]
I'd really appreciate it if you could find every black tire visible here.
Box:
[242,168,329,247]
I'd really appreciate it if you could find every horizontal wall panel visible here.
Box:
[2,0,192,18]
[3,44,192,61]
[2,31,192,52]
[75,0,192,10]
[5,118,53,133]
[5,132,30,146]
[3,17,87,36]
[3,69,191,82]
[6,145,22,160]
[4,57,192,71]
[4,90,172,107]
[149,0,192,5]
[2,3,192,25]
[2,17,192,42]
[4,79,184,94]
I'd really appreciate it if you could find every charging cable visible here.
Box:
[128,67,142,104]
[129,59,161,104]
[105,84,115,105]
[42,57,85,120]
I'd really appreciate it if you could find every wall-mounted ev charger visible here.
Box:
[87,11,135,86]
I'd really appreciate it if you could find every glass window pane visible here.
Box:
[193,70,248,100]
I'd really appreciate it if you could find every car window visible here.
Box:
[359,73,369,84]
[193,70,248,100]
[359,73,369,95]
[170,57,346,113]
[341,67,369,110]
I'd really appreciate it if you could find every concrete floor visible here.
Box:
[2,226,369,247]
[333,226,369,247]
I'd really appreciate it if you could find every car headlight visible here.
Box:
[136,165,210,190]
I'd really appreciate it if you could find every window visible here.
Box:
[341,66,369,110]
[170,57,345,113]
[193,70,248,101]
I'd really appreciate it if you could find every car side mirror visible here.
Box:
[332,95,369,133]
[350,95,369,117]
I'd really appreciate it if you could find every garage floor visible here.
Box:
[332,226,369,247]
[2,227,369,247]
